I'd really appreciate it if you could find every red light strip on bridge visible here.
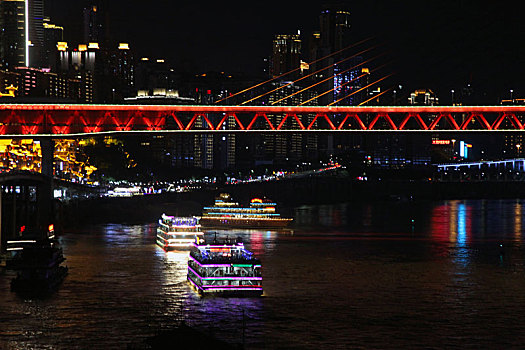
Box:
[0,105,525,135]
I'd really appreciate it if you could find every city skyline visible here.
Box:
[43,0,525,103]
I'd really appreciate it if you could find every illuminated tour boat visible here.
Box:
[156,215,203,250]
[187,236,263,296]
[199,193,292,228]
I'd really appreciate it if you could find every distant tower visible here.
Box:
[83,1,110,47]
[319,2,351,52]
[0,0,27,69]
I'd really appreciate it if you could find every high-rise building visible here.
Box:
[42,18,63,71]
[83,1,110,47]
[27,0,44,68]
[56,42,96,102]
[263,81,318,166]
[319,2,351,52]
[317,2,353,106]
[14,66,72,100]
[109,43,134,100]
[271,33,301,80]
[214,115,236,169]
[135,57,178,96]
[0,0,27,70]
[311,2,363,162]
[56,41,134,103]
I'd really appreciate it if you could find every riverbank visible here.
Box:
[57,177,525,228]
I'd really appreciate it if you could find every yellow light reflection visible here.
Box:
[449,200,458,243]
[515,201,522,242]
[165,251,189,264]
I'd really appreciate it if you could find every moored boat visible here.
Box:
[199,193,292,228]
[156,215,204,250]
[187,236,263,296]
[8,237,68,295]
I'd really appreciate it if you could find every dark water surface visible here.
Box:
[3,199,525,349]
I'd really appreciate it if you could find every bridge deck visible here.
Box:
[0,105,524,136]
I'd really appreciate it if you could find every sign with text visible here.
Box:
[432,140,451,145]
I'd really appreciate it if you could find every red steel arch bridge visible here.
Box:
[0,104,525,137]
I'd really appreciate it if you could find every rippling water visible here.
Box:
[3,199,525,349]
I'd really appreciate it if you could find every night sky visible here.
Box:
[46,0,525,103]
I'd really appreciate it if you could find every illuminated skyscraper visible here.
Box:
[310,2,358,161]
[317,2,352,106]
[27,0,43,67]
[263,81,318,166]
[271,33,301,80]
[110,43,135,100]
[0,0,27,69]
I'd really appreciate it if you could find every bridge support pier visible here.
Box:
[38,139,54,238]
[40,138,54,178]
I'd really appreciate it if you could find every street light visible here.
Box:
[517,144,521,156]
[451,89,455,105]
[510,89,514,101]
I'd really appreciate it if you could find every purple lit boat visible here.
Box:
[187,236,263,296]
[156,215,203,251]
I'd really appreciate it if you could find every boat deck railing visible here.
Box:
[189,251,260,265]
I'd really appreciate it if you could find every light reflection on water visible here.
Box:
[3,199,525,348]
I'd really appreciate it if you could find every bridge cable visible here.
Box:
[297,62,389,106]
[272,54,386,105]
[239,45,378,106]
[328,73,394,106]
[358,87,394,106]
[214,37,373,104]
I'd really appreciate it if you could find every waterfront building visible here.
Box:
[0,68,21,95]
[365,134,432,169]
[13,67,70,100]
[0,139,96,181]
[54,139,97,181]
[504,134,524,158]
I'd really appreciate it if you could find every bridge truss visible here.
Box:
[0,105,525,136]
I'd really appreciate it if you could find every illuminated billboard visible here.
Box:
[432,140,451,145]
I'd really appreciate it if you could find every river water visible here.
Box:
[2,199,525,349]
